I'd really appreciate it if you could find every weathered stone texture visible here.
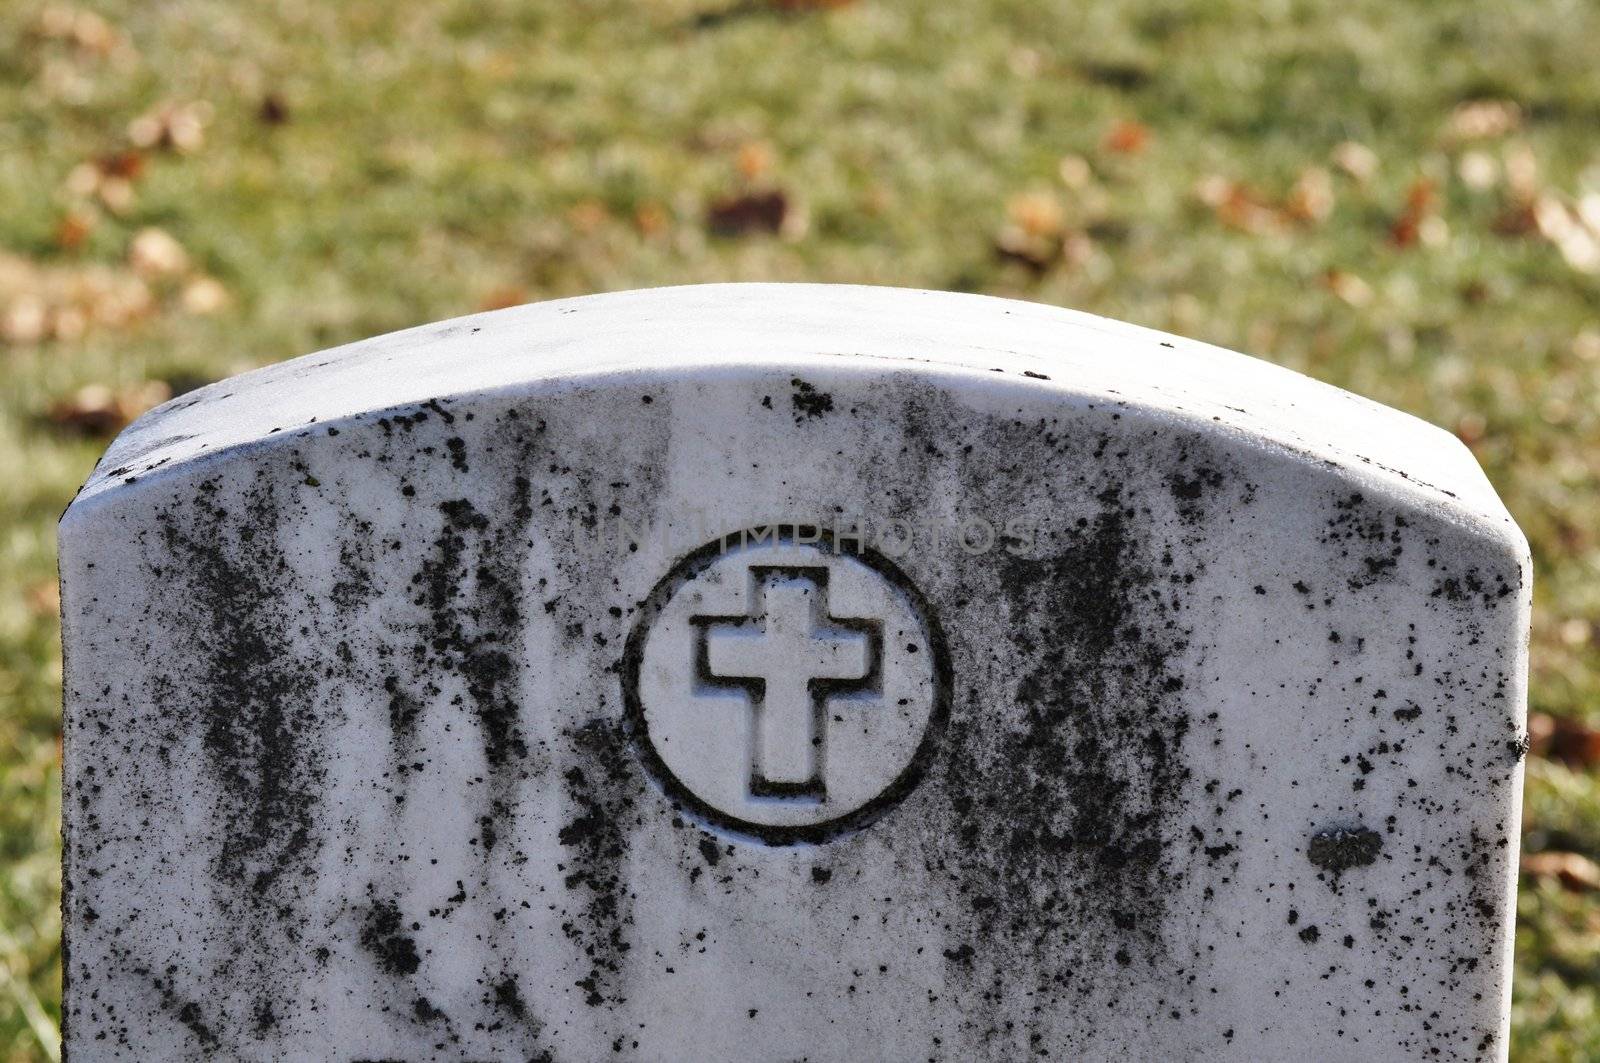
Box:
[61,285,1528,1061]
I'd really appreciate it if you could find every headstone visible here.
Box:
[60,284,1529,1061]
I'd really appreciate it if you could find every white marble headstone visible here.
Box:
[60,284,1529,1061]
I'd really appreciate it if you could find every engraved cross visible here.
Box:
[696,568,879,802]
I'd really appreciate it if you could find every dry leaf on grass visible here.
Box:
[633,202,670,238]
[994,190,1067,272]
[1531,194,1600,274]
[1285,167,1335,224]
[0,252,157,346]
[1454,412,1487,445]
[1559,618,1593,647]
[567,199,610,234]
[1523,851,1600,892]
[55,211,95,250]
[1322,270,1374,308]
[1058,154,1093,190]
[1331,141,1378,183]
[1526,712,1600,767]
[1457,150,1499,191]
[1101,119,1151,156]
[736,141,775,182]
[476,287,528,312]
[1006,191,1066,238]
[1504,142,1540,202]
[1195,175,1282,234]
[65,152,146,213]
[25,581,62,619]
[128,101,212,154]
[706,190,792,237]
[128,227,189,277]
[180,276,229,316]
[259,93,291,126]
[97,151,145,180]
[1390,177,1446,248]
[1445,100,1522,143]
[37,5,121,55]
[2,296,49,345]
[46,381,172,438]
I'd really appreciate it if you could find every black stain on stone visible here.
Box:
[485,968,550,1050]
[154,479,323,900]
[411,494,531,769]
[360,897,421,976]
[1307,825,1384,874]
[938,494,1195,976]
[557,719,638,1010]
[790,377,834,420]
[149,973,221,1051]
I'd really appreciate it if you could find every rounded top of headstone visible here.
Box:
[62,283,1523,560]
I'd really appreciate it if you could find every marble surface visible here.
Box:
[60,284,1529,1061]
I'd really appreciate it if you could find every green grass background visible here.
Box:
[3,1,1599,1058]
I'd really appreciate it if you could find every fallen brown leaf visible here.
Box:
[3,296,48,345]
[259,93,291,126]
[1195,175,1282,234]
[128,227,189,277]
[97,150,145,180]
[1285,167,1335,224]
[1457,150,1498,192]
[1454,412,1487,444]
[1,252,156,345]
[1322,270,1374,308]
[1389,177,1439,248]
[1058,154,1093,191]
[1102,119,1151,156]
[993,190,1068,272]
[25,581,61,619]
[1331,141,1378,183]
[633,202,670,238]
[55,211,95,250]
[476,287,527,312]
[1445,99,1521,142]
[1491,203,1538,237]
[97,176,135,214]
[1532,194,1600,273]
[180,276,229,316]
[1526,712,1600,767]
[128,100,211,154]
[1006,191,1065,238]
[38,5,120,55]
[736,141,774,182]
[1505,142,1539,203]
[1523,851,1600,892]
[706,190,790,237]
[567,199,609,234]
[46,380,171,437]
[1559,618,1593,647]
[993,226,1058,273]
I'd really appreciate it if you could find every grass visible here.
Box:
[2,0,1599,1058]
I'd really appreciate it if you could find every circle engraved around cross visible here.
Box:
[623,528,950,844]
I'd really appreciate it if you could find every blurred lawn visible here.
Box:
[3,1,1600,1059]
